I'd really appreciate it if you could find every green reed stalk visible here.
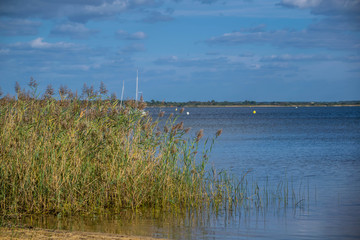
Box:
[0,86,306,216]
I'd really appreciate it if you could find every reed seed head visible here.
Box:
[174,121,184,130]
[196,129,204,142]
[0,82,269,216]
[170,125,177,136]
[216,129,223,137]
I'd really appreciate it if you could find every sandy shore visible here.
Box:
[0,227,166,240]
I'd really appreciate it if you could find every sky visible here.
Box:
[0,0,359,102]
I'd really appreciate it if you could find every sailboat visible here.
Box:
[135,69,139,106]
[135,69,147,116]
[120,80,125,108]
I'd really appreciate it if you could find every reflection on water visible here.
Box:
[19,206,309,239]
[13,107,360,239]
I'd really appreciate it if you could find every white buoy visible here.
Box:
[186,112,189,115]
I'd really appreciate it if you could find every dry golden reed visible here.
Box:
[0,82,302,217]
[0,94,234,216]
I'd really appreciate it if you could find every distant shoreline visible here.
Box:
[145,100,360,108]
[146,104,360,108]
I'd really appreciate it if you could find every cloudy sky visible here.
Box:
[0,0,359,101]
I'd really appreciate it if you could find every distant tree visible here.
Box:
[0,86,3,97]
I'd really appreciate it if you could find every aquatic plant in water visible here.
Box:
[0,82,306,217]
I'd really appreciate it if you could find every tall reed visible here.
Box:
[0,84,305,216]
[0,93,232,215]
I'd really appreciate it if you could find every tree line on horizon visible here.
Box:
[146,99,360,107]
[0,78,359,107]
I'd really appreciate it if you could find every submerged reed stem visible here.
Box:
[0,83,306,216]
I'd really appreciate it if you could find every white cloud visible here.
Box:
[116,30,147,40]
[195,0,219,4]
[154,55,238,70]
[50,23,98,39]
[0,19,41,36]
[83,0,128,15]
[154,56,179,64]
[280,0,322,8]
[260,54,333,62]
[30,38,75,49]
[0,48,10,55]
[207,28,359,50]
[279,0,360,16]
[0,0,163,22]
[69,64,91,71]
[130,31,147,40]
[142,11,173,23]
[54,23,90,33]
[120,43,146,53]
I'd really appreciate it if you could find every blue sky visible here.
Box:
[0,0,359,101]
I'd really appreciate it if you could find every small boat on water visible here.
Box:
[135,69,147,116]
[119,69,146,116]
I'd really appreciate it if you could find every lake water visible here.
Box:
[21,107,360,239]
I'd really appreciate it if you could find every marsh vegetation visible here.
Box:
[0,80,306,218]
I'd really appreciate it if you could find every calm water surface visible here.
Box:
[23,107,360,239]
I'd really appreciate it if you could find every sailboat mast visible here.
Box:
[120,80,124,108]
[135,69,139,103]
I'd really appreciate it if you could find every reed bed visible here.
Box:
[0,83,304,216]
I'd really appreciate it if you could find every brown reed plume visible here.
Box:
[196,129,204,142]
[0,81,302,217]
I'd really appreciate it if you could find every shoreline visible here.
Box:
[146,104,360,108]
[0,227,165,240]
